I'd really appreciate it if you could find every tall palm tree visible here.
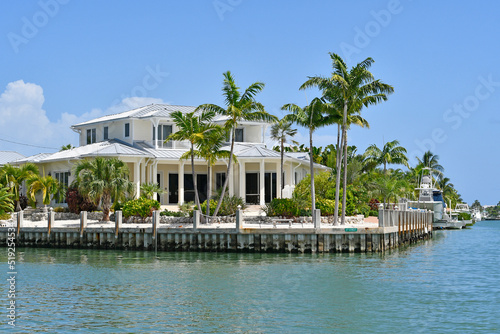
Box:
[196,71,277,217]
[282,98,338,211]
[74,157,135,221]
[416,150,444,179]
[168,109,218,212]
[270,118,297,198]
[190,126,233,217]
[364,139,409,174]
[301,53,394,224]
[27,174,59,207]
[1,163,39,211]
[437,177,455,204]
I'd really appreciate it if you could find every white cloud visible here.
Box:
[0,80,165,157]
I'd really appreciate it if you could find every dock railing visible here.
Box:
[378,205,433,240]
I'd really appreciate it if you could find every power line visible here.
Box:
[0,137,58,150]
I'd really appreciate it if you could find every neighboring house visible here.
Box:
[0,151,25,166]
[15,104,328,206]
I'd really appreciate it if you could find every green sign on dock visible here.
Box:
[344,228,357,232]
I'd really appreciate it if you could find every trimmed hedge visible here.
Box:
[122,197,160,218]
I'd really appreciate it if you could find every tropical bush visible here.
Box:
[316,198,337,216]
[122,197,160,218]
[65,187,98,214]
[458,212,472,221]
[200,194,246,216]
[0,186,14,219]
[160,209,185,217]
[293,171,334,206]
[261,198,300,217]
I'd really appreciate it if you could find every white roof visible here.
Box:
[0,151,25,165]
[72,103,271,128]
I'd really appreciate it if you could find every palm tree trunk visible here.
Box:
[341,103,348,225]
[309,129,315,211]
[280,139,284,198]
[206,163,211,218]
[333,123,342,225]
[102,192,111,221]
[213,128,235,217]
[191,144,202,213]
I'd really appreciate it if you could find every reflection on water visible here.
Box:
[3,221,500,333]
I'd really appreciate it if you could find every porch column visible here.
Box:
[178,162,184,205]
[276,161,281,198]
[152,161,158,201]
[134,161,140,199]
[141,161,146,186]
[259,160,265,206]
[239,161,245,199]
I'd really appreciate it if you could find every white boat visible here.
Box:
[408,168,465,230]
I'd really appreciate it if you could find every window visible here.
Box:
[86,128,96,144]
[216,173,226,190]
[125,123,130,137]
[235,128,244,142]
[157,124,172,148]
[54,171,70,203]
[103,126,108,140]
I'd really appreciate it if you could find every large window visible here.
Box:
[235,128,244,142]
[216,172,226,190]
[86,128,96,144]
[154,124,172,148]
[103,126,109,140]
[54,171,70,203]
[125,123,130,137]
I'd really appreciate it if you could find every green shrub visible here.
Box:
[316,198,337,216]
[262,198,300,217]
[200,195,246,216]
[53,206,67,213]
[160,209,185,217]
[458,212,472,221]
[122,197,160,218]
[0,212,11,220]
[293,171,335,206]
[178,202,194,217]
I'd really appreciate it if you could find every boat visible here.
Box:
[408,168,465,230]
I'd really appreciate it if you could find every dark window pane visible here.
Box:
[125,123,130,137]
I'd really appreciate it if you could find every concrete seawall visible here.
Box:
[0,209,432,253]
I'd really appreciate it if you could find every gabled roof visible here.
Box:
[0,151,25,165]
[232,143,281,158]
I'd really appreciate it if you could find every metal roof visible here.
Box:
[13,153,53,164]
[71,103,269,128]
[0,151,25,165]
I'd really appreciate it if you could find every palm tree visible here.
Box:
[190,126,233,217]
[437,177,455,205]
[73,157,135,221]
[282,98,338,211]
[60,144,74,151]
[27,175,59,207]
[373,172,409,208]
[416,150,444,179]
[1,163,39,211]
[167,109,218,213]
[196,71,277,217]
[140,182,164,200]
[364,140,409,174]
[270,118,297,198]
[301,53,394,224]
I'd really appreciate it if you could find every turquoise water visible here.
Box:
[3,221,500,333]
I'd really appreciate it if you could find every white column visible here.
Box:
[141,161,146,186]
[276,161,281,199]
[239,161,245,199]
[152,161,158,201]
[259,160,265,206]
[178,162,184,205]
[134,161,140,199]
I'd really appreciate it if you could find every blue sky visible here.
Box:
[0,0,499,205]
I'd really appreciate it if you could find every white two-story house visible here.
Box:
[16,104,328,206]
